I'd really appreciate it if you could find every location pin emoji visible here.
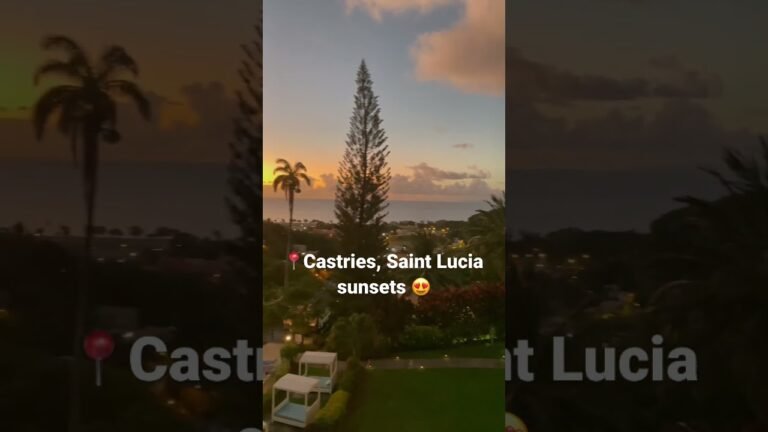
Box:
[84,330,115,387]
[288,251,300,270]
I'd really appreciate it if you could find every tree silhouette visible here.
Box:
[32,34,151,432]
[11,221,26,235]
[228,20,263,245]
[335,60,391,262]
[128,225,144,237]
[272,158,311,289]
[468,194,505,281]
[225,15,263,429]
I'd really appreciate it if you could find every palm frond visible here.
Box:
[34,60,86,85]
[98,45,139,79]
[41,35,92,77]
[675,195,712,208]
[700,167,735,194]
[55,92,82,164]
[273,174,287,191]
[106,80,151,120]
[32,86,80,139]
[95,91,118,127]
[298,173,312,186]
[41,35,84,55]
[273,165,291,175]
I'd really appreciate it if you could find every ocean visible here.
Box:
[0,161,487,237]
[0,161,724,237]
[264,198,486,223]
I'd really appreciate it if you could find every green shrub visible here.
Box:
[325,313,381,359]
[308,390,350,431]
[262,390,272,416]
[398,325,448,350]
[280,342,305,362]
[338,356,363,393]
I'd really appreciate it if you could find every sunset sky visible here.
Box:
[4,0,764,232]
[0,0,502,232]
[264,0,504,202]
[0,0,257,234]
[507,0,768,171]
[1,0,255,162]
[505,0,768,232]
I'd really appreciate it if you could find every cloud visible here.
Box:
[0,81,236,163]
[345,0,503,96]
[345,0,458,21]
[507,96,755,170]
[313,173,337,191]
[392,174,496,197]
[504,45,748,170]
[271,173,336,199]
[411,0,504,96]
[508,48,723,103]
[647,55,723,99]
[452,142,473,149]
[409,162,489,180]
[282,163,499,201]
[390,162,498,198]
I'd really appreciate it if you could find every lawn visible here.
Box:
[390,342,504,359]
[340,368,504,432]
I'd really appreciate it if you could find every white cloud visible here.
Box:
[411,0,504,96]
[345,0,458,21]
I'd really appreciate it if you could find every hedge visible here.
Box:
[398,325,449,350]
[308,390,350,431]
[338,356,363,393]
[280,342,306,362]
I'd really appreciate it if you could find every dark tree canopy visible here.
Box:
[227,21,263,246]
[334,60,391,262]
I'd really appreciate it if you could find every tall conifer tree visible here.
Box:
[335,60,391,262]
[228,19,262,247]
[225,9,263,428]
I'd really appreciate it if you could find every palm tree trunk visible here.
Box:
[69,128,99,432]
[283,190,294,291]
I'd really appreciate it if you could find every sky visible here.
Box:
[4,0,765,233]
[263,0,504,203]
[0,0,503,233]
[0,0,257,234]
[0,0,256,162]
[506,0,768,232]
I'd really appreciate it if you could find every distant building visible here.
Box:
[308,227,335,238]
[152,256,230,281]
[94,305,176,343]
[49,235,171,262]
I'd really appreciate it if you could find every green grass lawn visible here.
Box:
[390,342,504,359]
[340,368,504,432]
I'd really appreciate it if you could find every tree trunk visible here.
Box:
[69,126,99,432]
[283,190,294,291]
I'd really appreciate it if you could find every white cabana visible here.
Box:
[298,351,338,394]
[271,373,321,428]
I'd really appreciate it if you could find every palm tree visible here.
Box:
[272,158,311,289]
[468,194,505,280]
[33,35,151,432]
